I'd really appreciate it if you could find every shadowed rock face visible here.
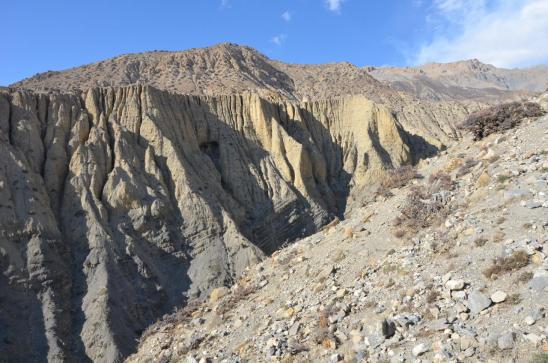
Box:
[0,85,466,362]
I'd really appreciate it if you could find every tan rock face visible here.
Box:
[209,287,230,304]
[0,85,460,362]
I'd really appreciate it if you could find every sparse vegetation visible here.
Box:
[426,290,440,304]
[376,165,422,197]
[474,237,488,247]
[217,283,257,314]
[393,229,405,238]
[376,186,394,198]
[507,293,522,305]
[483,250,530,279]
[428,171,454,192]
[139,300,202,345]
[394,185,450,233]
[456,158,479,177]
[493,231,505,243]
[530,353,548,363]
[460,101,544,140]
[516,271,534,284]
[318,309,329,328]
[313,327,329,343]
[497,174,511,183]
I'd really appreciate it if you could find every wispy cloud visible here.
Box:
[220,0,230,9]
[412,0,548,67]
[271,34,287,46]
[281,10,292,22]
[325,0,344,13]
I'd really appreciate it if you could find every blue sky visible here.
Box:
[3,0,548,85]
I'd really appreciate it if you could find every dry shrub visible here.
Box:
[493,231,505,243]
[460,101,544,140]
[395,186,450,233]
[376,186,394,199]
[318,311,329,328]
[497,174,511,183]
[217,284,257,314]
[516,271,534,284]
[456,158,479,177]
[313,317,337,348]
[483,250,530,279]
[321,337,337,349]
[428,171,454,192]
[474,237,488,247]
[393,229,406,238]
[139,300,202,344]
[531,353,548,363]
[507,293,522,305]
[377,166,421,196]
[426,290,440,304]
[313,328,329,344]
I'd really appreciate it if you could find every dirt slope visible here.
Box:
[128,101,548,363]
[2,44,547,363]
[0,84,475,362]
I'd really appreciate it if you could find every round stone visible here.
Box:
[446,279,465,291]
[490,291,507,303]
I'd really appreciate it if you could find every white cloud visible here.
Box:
[412,0,548,67]
[325,0,344,13]
[271,34,287,46]
[434,0,483,13]
[220,0,231,9]
[281,11,292,22]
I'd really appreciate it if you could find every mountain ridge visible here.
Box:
[11,43,547,102]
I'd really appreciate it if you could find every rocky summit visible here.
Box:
[0,44,547,363]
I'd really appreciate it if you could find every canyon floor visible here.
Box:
[128,103,548,363]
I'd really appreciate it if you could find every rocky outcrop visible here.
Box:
[0,84,469,362]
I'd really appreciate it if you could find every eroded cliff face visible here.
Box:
[0,85,463,362]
